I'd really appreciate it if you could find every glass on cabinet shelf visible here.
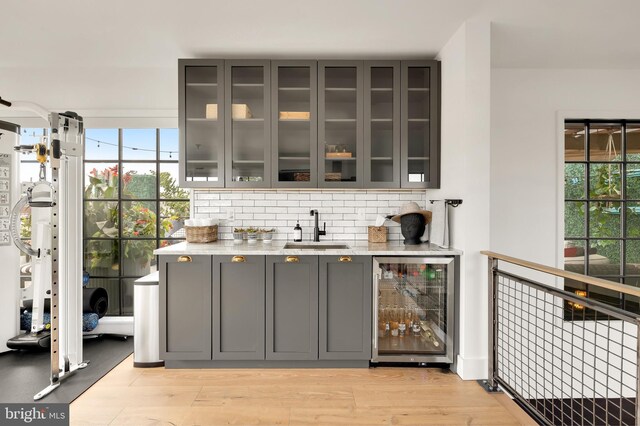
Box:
[279,156,311,160]
[233,160,265,164]
[325,118,357,123]
[324,157,356,161]
[279,87,310,91]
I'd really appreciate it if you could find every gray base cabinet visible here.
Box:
[213,255,265,360]
[160,254,376,366]
[159,255,212,360]
[319,256,372,360]
[266,255,318,360]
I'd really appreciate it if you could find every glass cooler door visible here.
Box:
[372,257,454,363]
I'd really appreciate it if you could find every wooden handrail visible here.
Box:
[481,250,640,298]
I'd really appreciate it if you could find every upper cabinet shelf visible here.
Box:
[178,59,440,189]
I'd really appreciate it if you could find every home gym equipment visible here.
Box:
[0,120,21,354]
[7,175,55,350]
[1,98,87,400]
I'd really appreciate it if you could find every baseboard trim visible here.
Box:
[456,355,487,380]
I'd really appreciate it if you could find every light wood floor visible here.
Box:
[70,355,533,425]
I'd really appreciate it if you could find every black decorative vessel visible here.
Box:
[400,213,426,245]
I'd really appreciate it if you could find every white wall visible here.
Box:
[491,68,640,269]
[435,19,491,380]
[0,66,176,113]
[490,68,640,398]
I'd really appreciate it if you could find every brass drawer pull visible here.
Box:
[232,255,246,263]
[177,256,192,263]
[339,256,352,263]
[285,256,300,263]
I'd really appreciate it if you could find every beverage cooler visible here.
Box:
[372,257,454,364]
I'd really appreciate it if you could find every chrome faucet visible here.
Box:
[310,209,326,242]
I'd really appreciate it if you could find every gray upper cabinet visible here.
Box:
[225,60,271,188]
[178,58,440,189]
[212,255,265,360]
[319,255,372,360]
[266,255,319,360]
[179,59,225,187]
[364,61,400,188]
[271,61,318,188]
[318,61,364,188]
[159,255,212,360]
[401,60,440,188]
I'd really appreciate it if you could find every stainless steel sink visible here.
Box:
[283,243,350,250]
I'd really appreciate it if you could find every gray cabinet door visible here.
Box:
[212,255,265,360]
[159,255,212,360]
[224,60,271,188]
[266,255,318,360]
[271,60,318,188]
[179,59,225,188]
[400,60,440,189]
[364,61,400,188]
[318,60,364,188]
[319,256,372,360]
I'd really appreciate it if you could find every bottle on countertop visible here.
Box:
[293,221,302,242]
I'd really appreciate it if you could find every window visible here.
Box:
[564,120,640,315]
[84,129,188,316]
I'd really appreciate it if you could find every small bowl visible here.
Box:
[246,233,258,244]
[261,233,273,243]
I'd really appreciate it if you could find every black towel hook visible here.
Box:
[429,199,463,208]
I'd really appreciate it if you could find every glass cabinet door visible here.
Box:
[271,61,317,187]
[364,62,400,188]
[180,60,225,187]
[225,60,271,188]
[373,257,454,363]
[318,61,363,188]
[401,61,439,188]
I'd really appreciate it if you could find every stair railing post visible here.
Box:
[488,256,498,390]
[636,319,640,423]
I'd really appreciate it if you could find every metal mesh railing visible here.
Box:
[483,252,640,426]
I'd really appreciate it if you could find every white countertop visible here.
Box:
[154,240,462,256]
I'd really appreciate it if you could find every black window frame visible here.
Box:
[564,119,640,315]
[84,128,188,316]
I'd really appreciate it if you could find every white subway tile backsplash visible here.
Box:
[333,193,355,200]
[198,193,220,200]
[193,190,425,241]
[288,193,310,200]
[220,193,244,200]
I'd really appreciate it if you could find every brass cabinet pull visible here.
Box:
[177,256,192,263]
[232,255,246,263]
[285,256,300,263]
[339,256,352,263]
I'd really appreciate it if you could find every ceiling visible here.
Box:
[1,0,639,69]
[1,0,640,114]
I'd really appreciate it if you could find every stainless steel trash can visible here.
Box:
[134,272,164,367]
